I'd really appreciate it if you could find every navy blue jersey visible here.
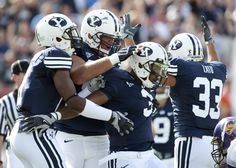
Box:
[168,58,227,138]
[152,98,174,158]
[54,42,107,135]
[101,68,156,152]
[17,47,72,116]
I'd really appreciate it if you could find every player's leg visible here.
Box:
[55,131,85,167]
[10,121,66,168]
[162,158,174,168]
[188,136,214,167]
[104,151,167,168]
[174,137,191,168]
[6,147,24,168]
[174,136,214,168]
[56,131,109,168]
[83,135,109,168]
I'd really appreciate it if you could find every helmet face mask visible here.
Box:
[80,9,121,56]
[211,117,236,167]
[35,13,82,55]
[129,42,169,88]
[168,33,204,62]
[211,137,227,166]
[99,34,121,56]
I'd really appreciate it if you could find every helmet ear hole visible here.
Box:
[138,63,143,68]
[56,37,62,42]
[88,33,92,39]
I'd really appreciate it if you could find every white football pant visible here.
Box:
[99,150,168,168]
[55,130,109,168]
[174,136,215,168]
[9,121,66,168]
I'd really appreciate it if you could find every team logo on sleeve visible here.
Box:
[170,40,182,50]
[49,17,67,27]
[139,47,153,57]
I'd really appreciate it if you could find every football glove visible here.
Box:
[108,111,134,136]
[87,75,106,92]
[120,13,141,39]
[19,112,61,136]
[200,15,213,43]
[109,45,137,65]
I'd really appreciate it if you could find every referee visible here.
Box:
[0,59,29,168]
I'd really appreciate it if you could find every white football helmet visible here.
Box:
[129,42,169,88]
[80,9,121,56]
[35,13,81,55]
[168,33,204,62]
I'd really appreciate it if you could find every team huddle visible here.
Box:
[0,8,234,168]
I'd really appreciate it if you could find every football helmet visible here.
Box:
[168,33,204,62]
[35,13,81,55]
[80,9,121,56]
[211,117,236,167]
[129,42,169,88]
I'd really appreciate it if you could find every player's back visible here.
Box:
[17,47,72,116]
[168,58,227,137]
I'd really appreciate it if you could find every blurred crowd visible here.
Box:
[0,0,235,116]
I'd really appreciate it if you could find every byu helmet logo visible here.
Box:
[139,47,153,57]
[171,40,182,50]
[87,16,102,27]
[49,17,67,27]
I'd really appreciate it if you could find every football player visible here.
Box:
[95,40,169,168]
[152,86,174,168]
[211,116,236,168]
[54,10,141,168]
[162,16,227,168]
[9,13,134,168]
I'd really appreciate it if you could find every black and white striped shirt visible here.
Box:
[0,90,18,137]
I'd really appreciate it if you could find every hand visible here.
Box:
[200,15,213,43]
[108,111,134,136]
[87,75,106,92]
[19,112,60,136]
[109,45,137,65]
[120,14,141,39]
[117,45,137,62]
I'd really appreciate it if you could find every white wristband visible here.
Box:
[80,99,112,121]
[51,112,62,120]
[108,53,119,65]
[78,87,91,98]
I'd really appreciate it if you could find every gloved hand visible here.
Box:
[87,75,106,92]
[109,45,137,65]
[200,15,213,43]
[19,112,61,136]
[108,111,134,136]
[120,13,141,39]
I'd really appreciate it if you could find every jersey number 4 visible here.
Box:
[193,77,223,119]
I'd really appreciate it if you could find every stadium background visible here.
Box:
[0,0,234,116]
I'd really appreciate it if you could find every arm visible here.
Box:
[200,15,220,62]
[70,55,113,85]
[163,75,176,87]
[20,70,134,136]
[86,90,109,105]
[71,46,137,85]
[206,42,220,62]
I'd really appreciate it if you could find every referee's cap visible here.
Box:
[11,59,29,75]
